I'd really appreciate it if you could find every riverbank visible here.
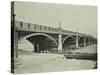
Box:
[14,53,96,74]
[13,45,97,74]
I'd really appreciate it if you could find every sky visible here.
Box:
[14,1,97,38]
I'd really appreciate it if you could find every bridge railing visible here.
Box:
[15,21,59,33]
[15,21,93,37]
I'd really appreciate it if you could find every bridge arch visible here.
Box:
[23,33,58,46]
[18,33,58,53]
[62,35,76,50]
[62,35,75,44]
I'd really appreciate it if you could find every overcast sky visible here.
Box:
[14,1,97,38]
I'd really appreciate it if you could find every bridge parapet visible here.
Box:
[15,21,96,39]
[15,21,80,35]
[15,21,60,34]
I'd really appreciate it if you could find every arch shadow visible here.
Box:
[18,33,58,53]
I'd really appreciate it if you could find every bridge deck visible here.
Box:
[15,21,91,37]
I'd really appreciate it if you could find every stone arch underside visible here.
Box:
[19,33,58,53]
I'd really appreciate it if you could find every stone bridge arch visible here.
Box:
[62,35,76,50]
[18,33,58,53]
[62,35,76,44]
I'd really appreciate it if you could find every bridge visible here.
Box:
[11,14,97,58]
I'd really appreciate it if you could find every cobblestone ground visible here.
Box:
[14,45,97,74]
